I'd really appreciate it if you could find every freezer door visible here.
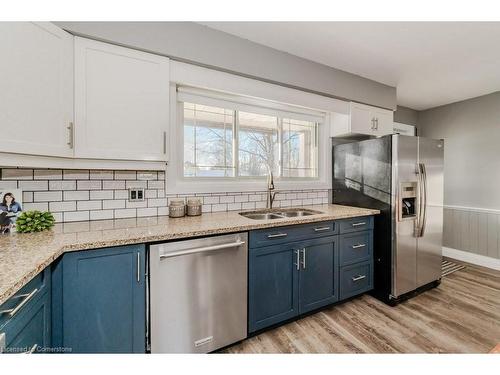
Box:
[392,135,419,298]
[416,138,444,287]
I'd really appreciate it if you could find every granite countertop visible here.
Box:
[0,204,379,305]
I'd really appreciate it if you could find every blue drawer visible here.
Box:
[2,290,51,353]
[339,216,373,234]
[250,221,338,248]
[339,231,373,266]
[0,268,50,330]
[340,261,373,300]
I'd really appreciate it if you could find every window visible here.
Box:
[181,98,320,180]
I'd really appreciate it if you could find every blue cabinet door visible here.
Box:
[61,245,146,353]
[3,290,51,354]
[248,244,299,333]
[298,236,339,314]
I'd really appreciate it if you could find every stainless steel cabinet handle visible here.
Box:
[352,275,366,282]
[160,241,246,259]
[375,118,379,130]
[314,227,330,232]
[294,250,300,271]
[301,248,306,269]
[137,252,140,283]
[267,233,287,239]
[351,222,366,227]
[0,288,38,317]
[163,131,167,154]
[370,118,375,130]
[0,333,5,353]
[351,244,366,249]
[67,122,74,149]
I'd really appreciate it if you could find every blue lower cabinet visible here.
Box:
[2,290,51,354]
[248,244,299,333]
[248,235,338,332]
[298,237,339,314]
[56,245,146,353]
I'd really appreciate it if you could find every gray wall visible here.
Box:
[418,91,500,259]
[394,105,418,126]
[55,22,396,110]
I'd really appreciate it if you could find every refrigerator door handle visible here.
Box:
[419,163,428,237]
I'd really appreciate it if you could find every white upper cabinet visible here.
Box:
[331,102,394,137]
[0,22,74,157]
[74,37,170,161]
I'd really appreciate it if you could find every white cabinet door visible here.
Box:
[74,37,169,161]
[0,22,74,157]
[349,103,374,134]
[372,107,394,136]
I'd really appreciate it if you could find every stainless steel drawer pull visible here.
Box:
[294,250,300,271]
[352,275,366,282]
[160,241,246,259]
[267,233,287,239]
[25,344,38,354]
[0,288,38,317]
[351,222,366,227]
[313,227,330,232]
[137,252,140,283]
[352,244,366,249]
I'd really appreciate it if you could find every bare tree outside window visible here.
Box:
[183,102,318,179]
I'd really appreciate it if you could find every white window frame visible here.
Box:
[166,62,345,194]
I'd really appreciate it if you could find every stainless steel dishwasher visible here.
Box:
[149,233,248,353]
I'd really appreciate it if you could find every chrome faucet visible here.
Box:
[266,171,278,209]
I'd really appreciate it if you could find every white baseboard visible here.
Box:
[442,246,500,271]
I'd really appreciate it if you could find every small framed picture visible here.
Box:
[0,189,23,234]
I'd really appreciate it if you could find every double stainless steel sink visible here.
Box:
[239,208,324,220]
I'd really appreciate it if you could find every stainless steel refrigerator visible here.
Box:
[333,134,444,304]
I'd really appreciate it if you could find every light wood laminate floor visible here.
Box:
[222,264,500,353]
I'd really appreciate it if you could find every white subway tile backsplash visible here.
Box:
[126,200,148,209]
[0,181,18,189]
[63,170,89,180]
[126,180,147,189]
[90,170,114,180]
[203,196,219,204]
[64,211,90,222]
[1,167,329,223]
[103,200,126,210]
[49,201,77,212]
[103,180,125,190]
[2,169,33,180]
[137,207,158,217]
[23,191,33,203]
[90,190,114,200]
[52,212,63,222]
[115,171,136,180]
[113,190,129,199]
[137,172,157,181]
[34,191,63,202]
[90,210,114,220]
[18,180,48,191]
[149,198,168,207]
[77,180,102,190]
[220,195,235,204]
[49,180,77,191]
[114,208,136,219]
[23,202,49,211]
[63,191,90,201]
[34,169,62,180]
[77,200,102,211]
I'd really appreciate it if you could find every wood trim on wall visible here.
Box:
[443,246,500,271]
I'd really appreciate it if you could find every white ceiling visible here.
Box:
[200,22,500,110]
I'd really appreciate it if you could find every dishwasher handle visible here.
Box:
[159,240,246,259]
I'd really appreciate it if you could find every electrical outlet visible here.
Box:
[128,188,145,202]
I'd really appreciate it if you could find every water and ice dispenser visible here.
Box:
[399,182,417,220]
